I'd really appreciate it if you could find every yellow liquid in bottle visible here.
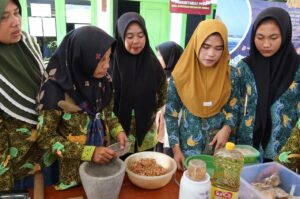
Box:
[210,142,244,199]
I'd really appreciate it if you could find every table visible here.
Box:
[29,170,182,199]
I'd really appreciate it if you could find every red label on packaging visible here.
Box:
[215,190,233,199]
[210,185,238,199]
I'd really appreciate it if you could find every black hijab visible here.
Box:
[243,7,300,150]
[155,41,183,78]
[112,12,165,146]
[38,26,115,114]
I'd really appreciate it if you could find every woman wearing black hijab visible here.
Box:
[155,41,183,155]
[112,12,167,153]
[36,26,127,190]
[156,41,183,79]
[236,7,300,162]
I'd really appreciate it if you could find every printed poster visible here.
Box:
[215,0,300,66]
[170,0,212,15]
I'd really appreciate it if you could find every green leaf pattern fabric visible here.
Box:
[236,60,300,160]
[0,112,48,191]
[165,67,239,158]
[276,125,300,172]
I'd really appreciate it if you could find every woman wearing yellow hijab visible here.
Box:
[165,19,239,170]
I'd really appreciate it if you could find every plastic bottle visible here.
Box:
[210,142,244,199]
[179,159,210,199]
[187,159,206,181]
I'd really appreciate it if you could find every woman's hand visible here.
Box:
[172,145,185,171]
[155,110,162,129]
[116,131,128,150]
[92,147,117,164]
[209,125,231,152]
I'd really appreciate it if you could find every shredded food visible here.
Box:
[129,158,167,176]
[235,148,256,156]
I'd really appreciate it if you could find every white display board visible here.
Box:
[30,3,51,17]
[29,17,56,37]
[42,18,56,37]
[66,4,91,24]
[29,17,43,36]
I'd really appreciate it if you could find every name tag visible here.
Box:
[203,101,212,107]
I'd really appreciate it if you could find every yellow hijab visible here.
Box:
[172,19,231,118]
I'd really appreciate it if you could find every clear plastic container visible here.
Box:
[239,178,264,199]
[235,145,260,164]
[240,162,300,198]
[187,159,206,181]
[210,142,244,199]
[108,141,131,157]
[185,154,214,177]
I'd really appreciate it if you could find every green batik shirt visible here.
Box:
[0,112,47,190]
[165,66,239,158]
[236,60,300,160]
[275,121,300,173]
[37,95,124,162]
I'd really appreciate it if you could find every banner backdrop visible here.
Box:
[215,0,300,66]
[170,0,212,15]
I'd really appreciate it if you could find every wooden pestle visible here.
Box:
[34,170,44,199]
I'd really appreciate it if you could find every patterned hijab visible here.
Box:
[155,41,183,78]
[244,7,300,149]
[0,0,44,125]
[38,26,115,113]
[112,12,165,146]
[38,26,115,146]
[172,19,231,118]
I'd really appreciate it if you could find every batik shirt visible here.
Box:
[38,94,124,160]
[0,32,45,191]
[276,121,300,173]
[236,60,300,160]
[165,66,239,157]
[33,94,124,190]
[111,79,167,152]
[0,112,45,191]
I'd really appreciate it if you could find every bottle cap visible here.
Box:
[225,142,235,151]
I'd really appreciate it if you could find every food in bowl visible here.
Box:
[129,158,167,176]
[124,151,177,189]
